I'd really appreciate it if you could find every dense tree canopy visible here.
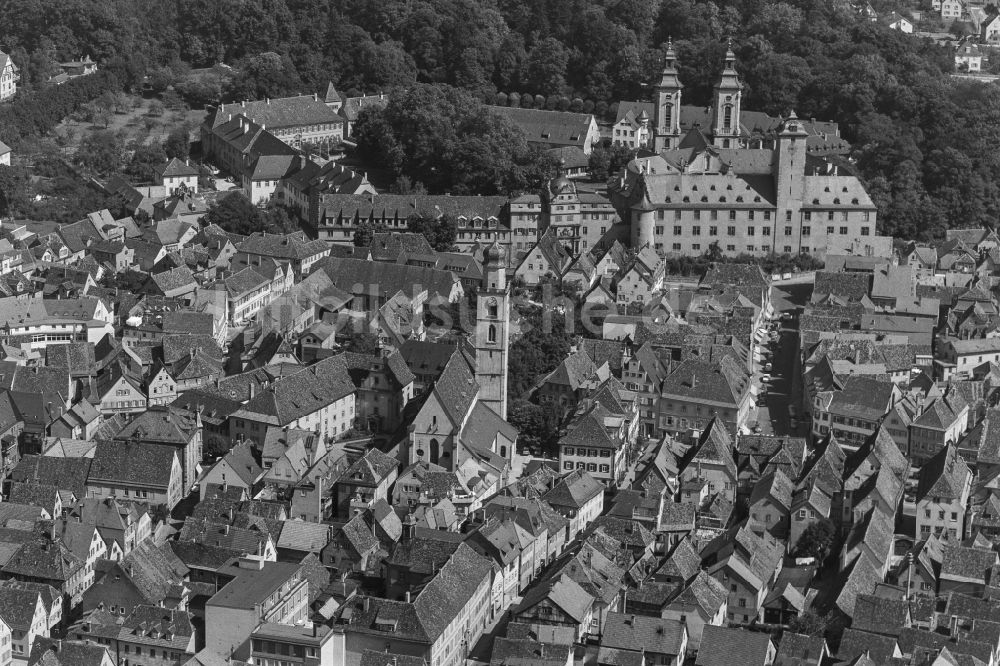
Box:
[354,83,556,195]
[0,0,995,239]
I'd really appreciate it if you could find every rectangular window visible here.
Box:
[727,244,735,251]
[692,226,701,236]
[784,226,792,236]
[827,226,834,235]
[675,210,682,220]
[748,211,755,221]
[840,226,848,235]
[694,210,701,220]
[786,211,792,221]
[709,226,718,236]
[672,243,681,250]
[710,210,718,220]
[655,226,663,235]
[747,227,755,236]
[861,227,870,236]
[802,226,811,236]
[692,243,700,250]
[804,212,811,221]
[784,246,792,253]
[764,211,771,220]
[827,211,835,221]
[674,226,682,236]
[762,227,770,236]
[727,226,736,236]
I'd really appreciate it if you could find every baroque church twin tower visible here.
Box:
[653,39,744,151]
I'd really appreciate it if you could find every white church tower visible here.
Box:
[475,242,510,419]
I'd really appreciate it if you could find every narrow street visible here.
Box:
[751,280,813,437]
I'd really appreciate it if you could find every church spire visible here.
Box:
[711,38,743,148]
[653,37,683,151]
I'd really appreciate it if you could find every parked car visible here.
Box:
[764,362,773,372]
[781,312,794,321]
[760,374,773,383]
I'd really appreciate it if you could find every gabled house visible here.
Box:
[86,440,184,510]
[511,574,596,643]
[916,444,972,541]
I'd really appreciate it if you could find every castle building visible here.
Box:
[609,43,882,260]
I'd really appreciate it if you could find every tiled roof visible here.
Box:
[491,638,571,666]
[211,96,344,130]
[941,546,997,582]
[3,536,83,582]
[543,469,603,509]
[316,256,460,302]
[697,626,772,666]
[917,445,970,502]
[10,455,91,500]
[89,441,177,489]
[852,594,910,636]
[486,106,594,148]
[234,355,355,426]
[601,612,685,655]
[661,357,750,407]
[117,541,189,605]
[836,629,898,663]
[667,570,727,619]
[0,586,41,629]
[29,638,112,666]
[515,572,594,624]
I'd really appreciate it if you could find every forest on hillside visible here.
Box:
[0,0,998,239]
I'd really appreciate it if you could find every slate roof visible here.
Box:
[697,626,772,666]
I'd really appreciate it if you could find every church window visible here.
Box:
[723,105,733,130]
[488,325,497,344]
[488,302,498,318]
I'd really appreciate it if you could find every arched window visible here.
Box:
[488,325,497,343]
[488,303,498,318]
[723,105,733,130]
[430,439,440,465]
[663,102,673,126]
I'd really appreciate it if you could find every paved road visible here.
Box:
[749,281,813,437]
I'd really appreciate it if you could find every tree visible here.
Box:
[163,126,190,160]
[354,83,551,196]
[202,192,263,235]
[0,166,30,216]
[793,519,837,563]
[507,399,558,452]
[353,220,380,247]
[408,213,457,251]
[125,142,168,183]
[76,131,124,176]
[787,611,829,638]
[342,331,380,355]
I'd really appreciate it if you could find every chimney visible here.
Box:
[405,590,411,603]
[223,524,230,535]
[249,382,256,399]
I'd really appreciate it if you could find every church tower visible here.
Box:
[711,40,743,148]
[775,111,809,252]
[475,242,510,420]
[654,39,683,151]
